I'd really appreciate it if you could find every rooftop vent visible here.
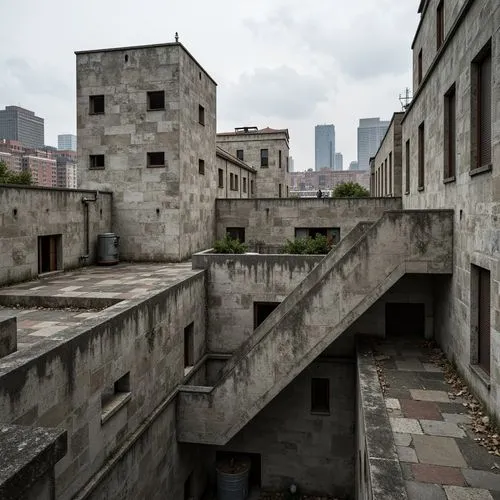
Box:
[235,127,258,134]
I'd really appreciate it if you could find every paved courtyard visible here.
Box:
[374,338,500,500]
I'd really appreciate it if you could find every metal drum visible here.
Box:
[216,457,251,500]
[97,233,120,265]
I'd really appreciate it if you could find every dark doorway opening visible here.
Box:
[216,451,261,488]
[38,234,61,274]
[385,303,425,337]
[254,302,280,329]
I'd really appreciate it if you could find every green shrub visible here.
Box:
[0,161,32,185]
[281,234,332,255]
[332,181,369,198]
[213,235,248,254]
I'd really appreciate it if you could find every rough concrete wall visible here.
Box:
[215,154,255,199]
[0,274,206,499]
[0,186,112,286]
[220,359,355,498]
[402,0,500,421]
[215,197,402,246]
[216,134,290,198]
[178,49,218,260]
[77,45,183,261]
[193,253,321,352]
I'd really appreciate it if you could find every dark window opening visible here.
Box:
[230,172,234,190]
[386,303,425,337]
[444,84,456,179]
[38,234,61,274]
[236,149,244,161]
[184,322,195,368]
[89,95,105,115]
[286,156,289,172]
[389,152,392,194]
[418,122,425,189]
[147,91,165,110]
[198,105,205,125]
[278,183,282,198]
[436,0,444,50]
[279,150,282,169]
[147,152,165,167]
[405,139,410,194]
[243,177,247,193]
[254,302,280,329]
[235,174,239,191]
[417,49,423,85]
[226,227,245,243]
[311,378,330,414]
[384,158,388,195]
[251,179,254,195]
[101,372,131,422]
[260,149,269,167]
[184,473,193,500]
[218,168,224,188]
[198,159,205,175]
[89,154,105,169]
[472,265,491,375]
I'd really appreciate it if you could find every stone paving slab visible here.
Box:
[373,338,500,499]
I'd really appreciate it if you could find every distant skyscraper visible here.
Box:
[349,161,359,171]
[288,156,295,173]
[315,124,335,171]
[357,117,390,171]
[334,152,343,171]
[0,106,44,148]
[58,134,77,151]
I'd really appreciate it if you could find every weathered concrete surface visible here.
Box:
[193,251,322,352]
[402,0,500,423]
[177,210,453,444]
[216,147,256,199]
[215,197,402,247]
[0,185,112,286]
[0,425,67,500]
[0,315,16,358]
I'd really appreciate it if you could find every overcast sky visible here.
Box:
[0,0,419,171]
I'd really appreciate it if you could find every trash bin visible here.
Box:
[97,233,119,265]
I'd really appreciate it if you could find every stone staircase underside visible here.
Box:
[177,210,454,445]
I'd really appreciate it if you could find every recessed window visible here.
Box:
[436,0,444,50]
[198,105,205,125]
[101,372,131,424]
[405,139,410,194]
[89,154,105,169]
[236,149,244,161]
[235,174,239,191]
[218,168,224,188]
[471,42,492,170]
[198,159,205,175]
[254,301,279,329]
[278,183,282,198]
[147,152,165,168]
[184,322,195,369]
[389,152,392,195]
[471,265,491,375]
[417,49,423,85]
[251,179,254,195]
[230,172,234,190]
[260,149,269,167]
[418,122,425,190]
[311,378,330,414]
[286,156,289,172]
[89,95,105,115]
[147,91,165,110]
[227,227,245,243]
[279,150,282,169]
[384,158,388,195]
[243,177,247,193]
[444,83,456,179]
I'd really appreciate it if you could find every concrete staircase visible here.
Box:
[177,210,453,445]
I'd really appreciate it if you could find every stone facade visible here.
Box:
[216,127,290,198]
[402,0,500,419]
[372,112,404,197]
[77,43,217,262]
[215,147,257,199]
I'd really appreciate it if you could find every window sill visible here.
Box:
[469,364,490,390]
[470,164,492,177]
[147,165,165,169]
[199,122,205,126]
[89,112,105,116]
[404,191,410,195]
[147,108,165,111]
[260,166,269,169]
[89,167,105,170]
[101,392,131,425]
[417,186,425,192]
[311,411,331,416]
[443,176,456,184]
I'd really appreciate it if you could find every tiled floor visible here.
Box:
[0,263,199,351]
[374,338,500,500]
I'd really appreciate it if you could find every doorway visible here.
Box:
[38,234,62,274]
[385,303,425,337]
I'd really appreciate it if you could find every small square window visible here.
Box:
[101,372,131,424]
[311,378,330,414]
[198,105,205,125]
[147,91,165,110]
[260,149,269,167]
[218,168,224,188]
[147,152,165,168]
[198,159,205,175]
[236,150,244,161]
[89,154,105,169]
[89,95,105,115]
[227,227,245,243]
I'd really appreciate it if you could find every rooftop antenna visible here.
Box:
[399,87,412,111]
[175,32,179,43]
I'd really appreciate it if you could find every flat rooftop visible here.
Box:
[0,263,199,352]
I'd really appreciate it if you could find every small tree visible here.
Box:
[213,235,248,254]
[0,161,32,185]
[332,181,369,198]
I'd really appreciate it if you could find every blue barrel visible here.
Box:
[216,458,251,500]
[97,233,120,265]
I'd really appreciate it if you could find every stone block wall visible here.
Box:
[215,197,403,246]
[216,148,256,199]
[0,186,112,286]
[402,0,500,420]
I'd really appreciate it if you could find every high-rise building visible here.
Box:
[334,152,343,171]
[58,134,77,151]
[288,156,295,173]
[315,124,335,171]
[22,152,57,187]
[349,161,359,171]
[56,150,78,188]
[357,118,390,171]
[0,106,44,148]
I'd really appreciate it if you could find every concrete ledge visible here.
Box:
[356,342,407,500]
[0,425,67,499]
[0,315,17,358]
[0,294,121,310]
